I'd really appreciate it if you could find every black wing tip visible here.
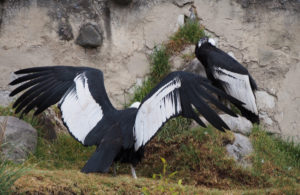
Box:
[9,81,16,86]
[14,69,31,74]
[14,66,53,75]
[9,91,15,97]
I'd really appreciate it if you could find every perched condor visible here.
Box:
[9,66,243,178]
[195,37,259,124]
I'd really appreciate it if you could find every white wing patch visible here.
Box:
[59,73,103,144]
[213,67,258,115]
[134,77,182,151]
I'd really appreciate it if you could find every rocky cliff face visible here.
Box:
[0,0,299,142]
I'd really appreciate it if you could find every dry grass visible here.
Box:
[133,126,268,190]
[0,117,8,149]
[13,169,300,195]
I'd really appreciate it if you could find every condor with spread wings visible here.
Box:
[9,66,243,178]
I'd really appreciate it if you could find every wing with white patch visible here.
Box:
[133,71,244,151]
[134,77,182,150]
[213,67,258,115]
[59,73,103,143]
[9,66,115,145]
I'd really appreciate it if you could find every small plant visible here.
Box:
[152,157,184,194]
[0,161,28,194]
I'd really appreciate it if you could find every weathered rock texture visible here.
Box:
[76,23,103,48]
[0,90,14,107]
[0,116,37,163]
[220,114,253,136]
[0,0,299,141]
[226,133,253,167]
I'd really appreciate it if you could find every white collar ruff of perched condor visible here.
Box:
[9,66,243,178]
[195,37,259,124]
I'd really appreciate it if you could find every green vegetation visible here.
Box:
[250,125,300,194]
[26,134,95,170]
[167,19,205,53]
[131,46,170,104]
[0,161,28,194]
[135,126,267,189]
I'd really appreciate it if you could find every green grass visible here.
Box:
[131,46,170,104]
[26,133,95,170]
[0,158,29,194]
[167,19,205,53]
[250,125,300,182]
[150,46,171,82]
[0,105,95,170]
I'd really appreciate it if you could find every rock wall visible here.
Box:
[0,0,299,142]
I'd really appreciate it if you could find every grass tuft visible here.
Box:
[0,161,28,194]
[131,46,170,104]
[167,19,205,53]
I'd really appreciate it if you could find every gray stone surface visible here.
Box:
[0,116,37,163]
[170,55,184,71]
[220,114,253,135]
[58,22,74,41]
[226,133,253,167]
[255,90,276,110]
[176,14,185,28]
[182,58,207,78]
[76,23,103,48]
[0,90,14,107]
[196,114,253,135]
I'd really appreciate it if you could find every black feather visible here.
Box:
[9,71,51,85]
[13,78,55,109]
[14,66,54,74]
[9,76,52,96]
[35,81,72,115]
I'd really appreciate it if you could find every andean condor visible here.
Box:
[9,66,243,178]
[195,37,259,124]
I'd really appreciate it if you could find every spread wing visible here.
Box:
[212,66,258,115]
[133,71,244,150]
[9,66,115,145]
